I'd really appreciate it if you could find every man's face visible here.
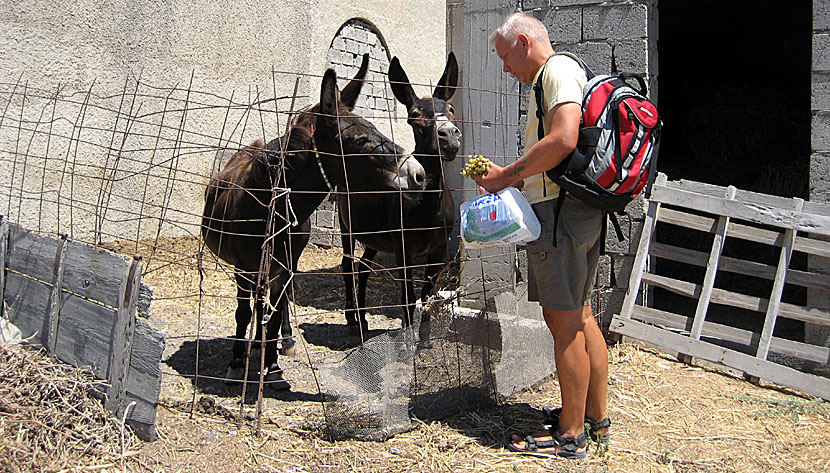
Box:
[494,34,531,83]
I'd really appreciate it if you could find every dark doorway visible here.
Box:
[652,2,813,343]
[657,1,811,198]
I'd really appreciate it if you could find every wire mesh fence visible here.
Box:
[0,67,560,440]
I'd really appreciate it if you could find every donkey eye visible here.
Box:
[447,105,455,116]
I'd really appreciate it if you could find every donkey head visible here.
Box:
[312,53,426,198]
[389,52,461,161]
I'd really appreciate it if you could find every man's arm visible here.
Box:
[473,101,581,194]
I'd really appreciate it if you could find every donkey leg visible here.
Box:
[228,271,254,381]
[278,304,295,356]
[263,280,290,390]
[278,295,296,356]
[355,247,377,334]
[395,250,418,328]
[280,223,308,357]
[416,249,447,350]
[340,229,363,335]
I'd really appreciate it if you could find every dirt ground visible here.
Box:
[30,236,830,472]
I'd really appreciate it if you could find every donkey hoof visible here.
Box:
[417,339,434,350]
[265,369,290,391]
[279,339,297,357]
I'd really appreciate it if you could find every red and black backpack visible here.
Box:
[534,52,662,244]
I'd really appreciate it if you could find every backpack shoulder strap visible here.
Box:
[533,62,548,141]
[534,52,593,135]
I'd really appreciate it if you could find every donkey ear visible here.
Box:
[319,68,340,128]
[388,56,418,109]
[340,53,369,110]
[433,51,458,101]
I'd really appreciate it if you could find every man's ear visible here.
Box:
[517,33,530,51]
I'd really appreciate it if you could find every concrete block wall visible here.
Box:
[809,0,830,347]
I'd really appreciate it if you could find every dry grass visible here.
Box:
[0,343,142,473]
[4,235,829,472]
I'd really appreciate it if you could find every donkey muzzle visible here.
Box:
[396,154,426,191]
[436,115,461,160]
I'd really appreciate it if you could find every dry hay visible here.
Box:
[0,343,141,473]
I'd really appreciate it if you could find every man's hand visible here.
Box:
[471,163,510,194]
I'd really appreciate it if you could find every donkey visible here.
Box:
[337,52,460,341]
[202,54,426,389]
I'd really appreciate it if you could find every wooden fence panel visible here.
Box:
[611,174,830,401]
[0,220,163,440]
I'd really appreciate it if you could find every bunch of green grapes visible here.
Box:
[460,154,491,178]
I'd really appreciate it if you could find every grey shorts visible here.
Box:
[526,195,603,311]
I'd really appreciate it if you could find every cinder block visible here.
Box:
[310,228,333,248]
[316,209,335,228]
[816,1,830,31]
[555,41,609,74]
[521,0,549,11]
[611,39,648,73]
[596,287,627,333]
[583,3,648,41]
[611,254,636,290]
[812,72,830,111]
[813,112,830,152]
[810,152,830,196]
[814,34,830,72]
[543,7,581,43]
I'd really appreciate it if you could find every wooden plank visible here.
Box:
[610,317,830,401]
[618,173,665,322]
[631,305,830,365]
[689,186,736,341]
[649,184,830,236]
[0,219,7,319]
[6,271,117,380]
[658,207,783,247]
[641,272,830,327]
[756,198,803,360]
[106,257,141,417]
[658,207,830,260]
[793,235,830,259]
[45,235,68,354]
[6,223,127,307]
[650,242,830,292]
[668,179,802,210]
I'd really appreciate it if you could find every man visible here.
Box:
[473,12,610,459]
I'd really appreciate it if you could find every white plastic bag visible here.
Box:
[460,187,541,248]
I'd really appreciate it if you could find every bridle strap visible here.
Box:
[309,124,334,192]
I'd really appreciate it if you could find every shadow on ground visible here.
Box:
[164,337,322,403]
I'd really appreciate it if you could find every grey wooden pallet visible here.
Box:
[611,173,830,401]
[0,218,164,440]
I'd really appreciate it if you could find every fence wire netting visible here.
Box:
[0,69,558,440]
